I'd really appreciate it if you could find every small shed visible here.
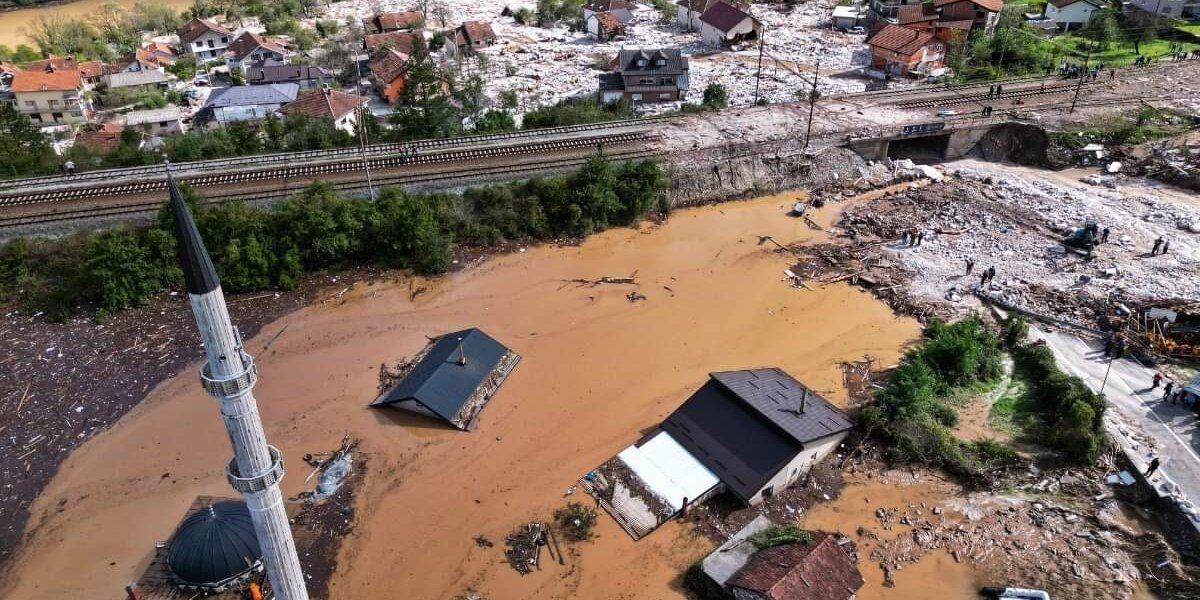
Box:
[371,328,520,430]
[701,515,773,586]
[727,532,864,600]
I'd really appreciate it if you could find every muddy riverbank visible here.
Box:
[0,0,191,47]
[1,192,925,600]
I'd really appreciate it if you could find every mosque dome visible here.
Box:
[167,500,263,590]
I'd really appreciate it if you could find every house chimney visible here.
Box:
[800,388,808,414]
[456,337,467,366]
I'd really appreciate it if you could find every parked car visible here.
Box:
[193,73,209,86]
[936,109,959,116]
[849,26,865,34]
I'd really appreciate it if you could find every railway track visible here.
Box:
[0,132,652,210]
[895,81,1101,109]
[0,117,673,192]
[0,146,659,229]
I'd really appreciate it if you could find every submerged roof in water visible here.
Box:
[372,328,513,427]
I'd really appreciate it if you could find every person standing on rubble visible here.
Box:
[1162,239,1170,254]
[1152,237,1164,255]
[1101,227,1110,243]
[1152,372,1163,389]
[1164,380,1176,402]
[1144,456,1162,478]
[916,231,925,246]
[966,259,975,275]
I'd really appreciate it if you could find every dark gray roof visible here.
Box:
[204,83,299,108]
[168,166,219,295]
[616,48,688,76]
[246,62,333,85]
[167,500,261,587]
[660,369,852,502]
[372,328,511,427]
[598,72,625,91]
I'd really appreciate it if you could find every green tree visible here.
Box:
[84,227,180,314]
[0,103,58,178]
[131,1,182,33]
[390,45,463,139]
[472,109,516,134]
[702,83,728,109]
[1081,9,1119,50]
[1121,8,1160,55]
[369,188,451,273]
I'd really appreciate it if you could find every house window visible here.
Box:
[659,93,671,99]
[631,93,642,101]
[639,78,654,85]
[660,77,673,85]
[207,40,214,48]
[221,36,228,43]
[159,121,168,127]
[52,112,63,121]
[761,485,774,499]
[24,100,35,108]
[48,99,59,108]
[195,41,204,48]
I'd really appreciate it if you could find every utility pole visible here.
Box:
[353,29,376,200]
[754,26,766,105]
[165,162,310,600]
[803,58,820,151]
[1070,46,1091,114]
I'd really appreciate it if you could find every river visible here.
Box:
[0,0,192,49]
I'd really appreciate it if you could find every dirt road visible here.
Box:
[2,193,924,600]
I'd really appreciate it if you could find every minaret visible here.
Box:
[166,166,310,600]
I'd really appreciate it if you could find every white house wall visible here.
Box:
[1045,2,1099,29]
[748,431,847,505]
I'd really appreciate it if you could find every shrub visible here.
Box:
[748,525,812,549]
[553,502,598,541]
[702,83,728,109]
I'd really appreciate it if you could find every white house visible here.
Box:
[1129,0,1198,18]
[124,106,186,136]
[224,32,290,74]
[201,83,298,125]
[676,0,715,30]
[590,369,854,539]
[1044,0,1104,31]
[177,18,233,61]
[832,4,868,30]
[582,0,635,23]
[698,1,762,49]
[279,87,368,134]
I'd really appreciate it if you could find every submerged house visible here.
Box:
[590,368,854,539]
[371,328,521,430]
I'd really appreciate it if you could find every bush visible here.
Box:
[702,83,728,109]
[1003,315,1029,348]
[1011,343,1106,464]
[748,525,812,549]
[522,97,635,129]
[553,502,597,541]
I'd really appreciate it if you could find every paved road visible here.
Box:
[1034,327,1200,526]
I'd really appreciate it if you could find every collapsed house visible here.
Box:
[588,368,854,539]
[700,517,865,600]
[371,328,521,431]
[125,497,266,600]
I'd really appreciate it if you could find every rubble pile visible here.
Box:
[326,0,879,115]
[813,160,1200,328]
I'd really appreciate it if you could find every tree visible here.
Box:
[369,188,451,273]
[24,14,105,58]
[90,1,135,49]
[84,227,180,314]
[0,103,58,178]
[390,45,463,139]
[132,1,183,34]
[1121,8,1160,55]
[473,109,516,134]
[1081,9,1119,50]
[702,83,728,109]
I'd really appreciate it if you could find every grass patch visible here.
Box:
[1051,105,1196,151]
[748,525,812,549]
[1177,24,1200,37]
[987,370,1038,440]
[1055,35,1197,64]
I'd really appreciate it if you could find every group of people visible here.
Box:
[977,264,997,287]
[1151,236,1171,256]
[1152,373,1197,411]
[901,230,925,247]
[1056,62,1108,80]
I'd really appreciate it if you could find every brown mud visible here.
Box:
[2,193,923,600]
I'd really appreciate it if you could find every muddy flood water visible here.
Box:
[1,193,981,599]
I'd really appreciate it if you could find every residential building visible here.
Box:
[676,0,718,31]
[365,30,426,55]
[245,60,334,90]
[895,3,973,41]
[1129,0,1189,17]
[1044,0,1104,31]
[586,11,628,41]
[698,1,762,48]
[74,122,126,152]
[9,67,91,125]
[280,87,368,134]
[24,56,105,87]
[142,42,178,66]
[369,48,411,104]
[583,0,635,22]
[868,0,924,23]
[0,62,17,90]
[102,70,171,91]
[866,23,947,76]
[932,0,1003,32]
[362,10,425,34]
[224,31,290,74]
[124,106,186,136]
[592,368,855,539]
[178,18,233,60]
[199,83,298,124]
[446,21,499,59]
[726,532,865,600]
[597,48,689,104]
[832,4,869,30]
[112,48,164,73]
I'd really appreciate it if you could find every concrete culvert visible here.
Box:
[968,123,1052,167]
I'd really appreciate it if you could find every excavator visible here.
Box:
[1062,217,1100,256]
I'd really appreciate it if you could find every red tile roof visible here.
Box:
[225,31,287,61]
[938,1,980,20]
[23,56,104,79]
[281,87,366,120]
[460,21,497,45]
[378,10,425,31]
[933,0,1003,13]
[10,68,82,92]
[369,48,411,85]
[585,0,634,11]
[177,17,232,45]
[591,11,624,33]
[727,534,865,600]
[75,123,125,152]
[897,3,939,24]
[365,30,426,54]
[936,19,974,30]
[867,23,937,56]
[699,1,756,32]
